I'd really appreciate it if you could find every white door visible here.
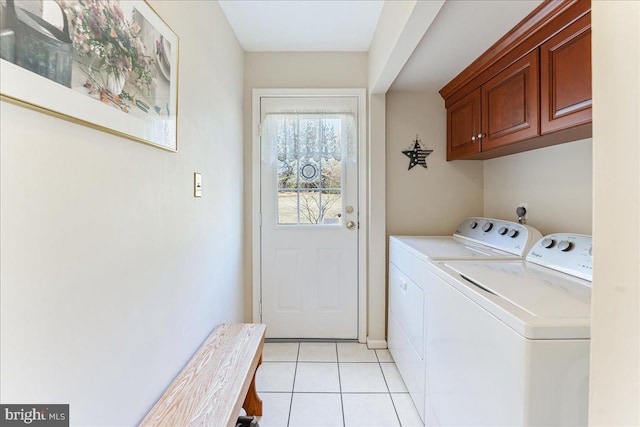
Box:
[260,96,359,339]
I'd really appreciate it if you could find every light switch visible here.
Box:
[194,173,202,197]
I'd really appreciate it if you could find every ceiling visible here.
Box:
[218,1,384,52]
[219,0,543,91]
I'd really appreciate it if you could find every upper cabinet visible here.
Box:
[441,0,592,161]
[447,88,481,159]
[540,13,592,134]
[481,50,539,151]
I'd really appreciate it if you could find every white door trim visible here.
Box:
[252,88,367,343]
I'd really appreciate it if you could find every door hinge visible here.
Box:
[259,123,262,136]
[258,213,262,227]
[259,301,262,318]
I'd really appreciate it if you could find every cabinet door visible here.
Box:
[540,13,592,134]
[447,88,481,160]
[481,50,540,151]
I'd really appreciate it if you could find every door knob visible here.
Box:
[346,220,356,230]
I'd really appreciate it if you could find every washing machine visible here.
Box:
[391,217,542,262]
[422,233,592,426]
[388,217,542,422]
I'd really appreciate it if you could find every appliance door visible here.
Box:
[388,263,425,422]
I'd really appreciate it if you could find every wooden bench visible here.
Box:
[140,323,266,427]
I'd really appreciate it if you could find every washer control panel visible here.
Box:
[526,233,593,282]
[454,217,542,257]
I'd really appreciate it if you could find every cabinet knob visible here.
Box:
[471,135,476,141]
[477,133,483,139]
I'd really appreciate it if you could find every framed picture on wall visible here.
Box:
[0,0,179,151]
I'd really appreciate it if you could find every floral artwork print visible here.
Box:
[0,0,178,150]
[57,0,170,117]
[61,0,157,93]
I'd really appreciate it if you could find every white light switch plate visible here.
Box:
[194,173,202,197]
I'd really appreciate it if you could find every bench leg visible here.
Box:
[243,354,263,416]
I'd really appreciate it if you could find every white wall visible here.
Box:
[369,0,416,91]
[368,1,444,93]
[367,2,444,345]
[590,1,640,424]
[0,1,245,425]
[484,138,593,235]
[386,91,484,236]
[242,52,368,322]
[368,92,387,346]
[244,52,368,90]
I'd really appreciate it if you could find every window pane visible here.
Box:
[298,157,320,189]
[274,115,346,226]
[321,191,342,225]
[278,159,297,190]
[278,191,298,224]
[321,157,341,189]
[299,118,321,163]
[277,118,297,190]
[298,191,321,224]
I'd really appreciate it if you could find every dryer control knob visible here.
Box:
[498,226,508,235]
[558,241,573,252]
[482,222,494,232]
[508,229,519,238]
[541,238,555,248]
[470,221,478,229]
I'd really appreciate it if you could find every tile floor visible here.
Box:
[254,342,423,427]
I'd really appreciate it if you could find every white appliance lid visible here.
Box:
[441,260,591,339]
[390,236,519,260]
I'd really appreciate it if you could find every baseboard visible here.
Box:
[366,338,388,349]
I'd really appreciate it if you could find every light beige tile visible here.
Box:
[298,342,337,362]
[337,343,378,362]
[339,363,388,393]
[256,392,291,427]
[289,393,344,427]
[263,342,299,361]
[380,363,408,392]
[256,362,296,392]
[375,349,394,362]
[391,393,423,427]
[342,394,400,427]
[294,362,340,392]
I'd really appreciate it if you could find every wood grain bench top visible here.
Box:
[140,323,266,427]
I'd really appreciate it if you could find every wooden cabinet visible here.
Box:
[446,52,539,159]
[540,13,592,134]
[482,50,539,151]
[441,0,592,161]
[447,89,481,160]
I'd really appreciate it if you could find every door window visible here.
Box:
[267,114,351,225]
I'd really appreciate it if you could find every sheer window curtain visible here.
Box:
[261,112,357,166]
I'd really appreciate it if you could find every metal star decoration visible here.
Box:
[402,136,433,170]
